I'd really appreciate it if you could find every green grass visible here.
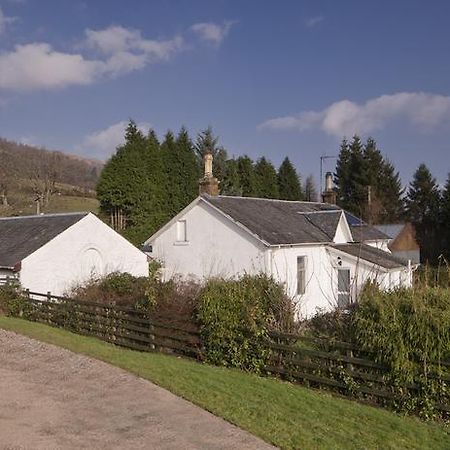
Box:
[1,316,449,450]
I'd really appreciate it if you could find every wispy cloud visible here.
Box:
[77,120,151,159]
[305,16,324,28]
[191,20,237,45]
[0,6,16,34]
[259,92,450,137]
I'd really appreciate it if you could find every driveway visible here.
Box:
[0,330,275,449]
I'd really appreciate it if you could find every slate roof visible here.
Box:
[204,195,343,245]
[344,212,390,242]
[332,243,408,269]
[0,212,88,269]
[375,224,405,240]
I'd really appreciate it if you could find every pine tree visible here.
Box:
[277,157,303,200]
[406,164,442,263]
[335,136,404,223]
[304,175,318,202]
[221,159,242,195]
[237,155,257,197]
[176,127,201,207]
[97,120,170,245]
[254,157,279,199]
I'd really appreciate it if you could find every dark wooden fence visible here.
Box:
[10,289,450,415]
[22,291,202,359]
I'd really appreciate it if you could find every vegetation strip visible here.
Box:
[1,316,449,450]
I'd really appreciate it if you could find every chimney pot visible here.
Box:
[199,150,219,196]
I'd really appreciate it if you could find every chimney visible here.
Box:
[322,172,337,204]
[199,150,219,196]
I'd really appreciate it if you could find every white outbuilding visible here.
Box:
[0,212,148,295]
[144,156,415,319]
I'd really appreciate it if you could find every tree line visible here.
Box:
[97,122,318,245]
[97,121,449,263]
[334,135,450,263]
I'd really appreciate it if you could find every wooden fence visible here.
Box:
[22,291,202,359]
[9,289,450,415]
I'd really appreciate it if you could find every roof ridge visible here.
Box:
[0,212,89,221]
[210,194,338,206]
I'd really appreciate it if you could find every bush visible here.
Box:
[0,284,32,317]
[354,283,450,381]
[70,272,150,307]
[197,274,294,372]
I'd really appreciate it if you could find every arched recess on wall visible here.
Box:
[80,247,104,279]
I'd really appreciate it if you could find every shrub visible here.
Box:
[70,272,150,307]
[0,284,32,317]
[353,283,450,382]
[197,274,294,372]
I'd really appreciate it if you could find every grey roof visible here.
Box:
[332,243,408,269]
[344,212,390,242]
[375,224,405,240]
[0,212,88,269]
[204,195,343,245]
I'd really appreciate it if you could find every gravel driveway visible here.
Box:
[0,330,275,450]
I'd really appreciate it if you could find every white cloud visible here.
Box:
[0,6,16,34]
[259,92,450,137]
[305,16,324,28]
[191,20,236,45]
[78,121,151,159]
[0,43,102,90]
[0,25,184,91]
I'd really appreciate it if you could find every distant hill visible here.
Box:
[0,138,103,216]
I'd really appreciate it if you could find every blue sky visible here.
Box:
[1,0,450,189]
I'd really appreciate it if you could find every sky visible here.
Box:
[1,0,450,189]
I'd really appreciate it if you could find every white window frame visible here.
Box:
[337,268,351,308]
[297,256,306,295]
[175,219,188,244]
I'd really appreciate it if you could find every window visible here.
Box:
[297,256,306,295]
[176,220,187,242]
[337,269,351,308]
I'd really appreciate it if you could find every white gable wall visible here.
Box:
[20,213,148,295]
[150,201,267,281]
[333,213,353,244]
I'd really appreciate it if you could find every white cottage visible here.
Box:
[145,156,414,318]
[0,212,148,295]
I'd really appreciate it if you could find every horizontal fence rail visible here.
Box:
[6,287,450,416]
[20,293,202,359]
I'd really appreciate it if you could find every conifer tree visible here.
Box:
[237,155,258,196]
[304,175,318,202]
[406,164,442,263]
[97,120,169,245]
[221,159,242,195]
[255,157,279,199]
[277,157,303,200]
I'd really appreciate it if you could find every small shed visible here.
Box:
[0,212,148,295]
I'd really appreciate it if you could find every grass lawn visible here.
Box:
[1,316,449,450]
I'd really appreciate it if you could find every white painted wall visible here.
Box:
[270,245,412,318]
[150,201,267,281]
[19,213,148,295]
[149,199,412,319]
